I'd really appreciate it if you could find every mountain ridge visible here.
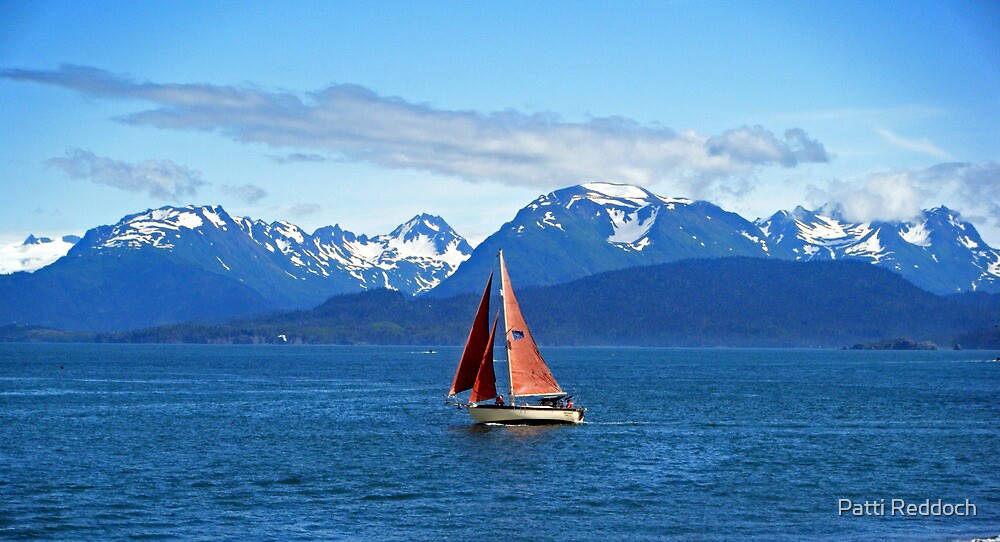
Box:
[429,182,774,296]
[431,182,1000,297]
[0,205,471,331]
[755,204,1000,293]
[84,257,1000,347]
[3,182,1000,332]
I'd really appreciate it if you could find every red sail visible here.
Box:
[500,254,563,397]
[448,272,492,395]
[469,314,499,403]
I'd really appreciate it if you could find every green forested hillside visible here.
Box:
[83,258,1000,347]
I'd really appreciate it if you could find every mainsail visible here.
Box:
[500,253,563,397]
[468,314,499,403]
[448,272,492,396]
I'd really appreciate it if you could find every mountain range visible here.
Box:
[0,206,470,331]
[430,183,771,296]
[757,205,1000,294]
[52,258,1000,348]
[431,183,1000,297]
[2,182,999,333]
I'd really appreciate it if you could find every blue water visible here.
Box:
[1,344,998,541]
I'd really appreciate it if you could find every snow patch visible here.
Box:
[899,221,931,247]
[607,206,658,245]
[844,229,887,262]
[656,195,692,205]
[342,238,384,265]
[98,208,212,250]
[989,255,1000,277]
[387,233,439,260]
[581,182,649,200]
[794,215,851,245]
[740,230,768,252]
[173,211,204,230]
[202,208,227,229]
[541,211,564,230]
[958,236,979,249]
[274,222,305,244]
[437,239,472,270]
[580,195,637,208]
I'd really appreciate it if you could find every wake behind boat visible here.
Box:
[446,250,585,425]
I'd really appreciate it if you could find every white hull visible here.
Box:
[467,404,585,425]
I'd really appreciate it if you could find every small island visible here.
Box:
[850,338,939,350]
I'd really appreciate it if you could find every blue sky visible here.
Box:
[1,0,998,245]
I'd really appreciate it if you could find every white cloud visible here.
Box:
[46,148,206,201]
[222,183,267,203]
[279,203,323,217]
[875,128,951,159]
[808,161,1000,225]
[809,172,927,223]
[269,153,328,164]
[923,162,1000,223]
[707,126,829,167]
[0,235,77,274]
[6,65,829,200]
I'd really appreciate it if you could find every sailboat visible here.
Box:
[447,250,585,425]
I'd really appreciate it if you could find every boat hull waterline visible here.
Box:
[468,404,585,425]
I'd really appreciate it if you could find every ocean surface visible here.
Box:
[1,344,998,541]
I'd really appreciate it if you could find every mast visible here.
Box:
[499,250,516,405]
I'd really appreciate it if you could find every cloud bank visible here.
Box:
[809,161,1000,225]
[5,65,829,197]
[47,148,206,201]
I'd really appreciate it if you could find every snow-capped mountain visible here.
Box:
[4,183,999,332]
[756,205,1000,293]
[72,205,471,300]
[434,182,1000,297]
[0,234,81,274]
[431,182,771,296]
[0,206,470,331]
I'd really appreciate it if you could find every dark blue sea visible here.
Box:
[1,344,998,541]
